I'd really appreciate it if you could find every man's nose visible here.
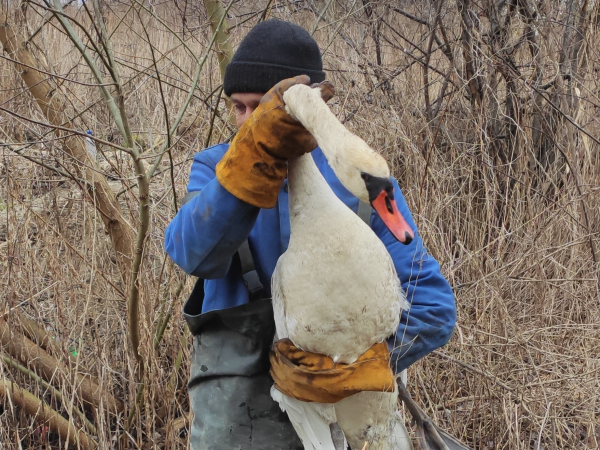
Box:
[246,106,257,119]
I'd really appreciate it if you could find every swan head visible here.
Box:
[329,136,414,245]
[282,82,414,244]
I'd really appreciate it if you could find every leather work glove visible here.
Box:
[216,76,335,208]
[270,339,394,403]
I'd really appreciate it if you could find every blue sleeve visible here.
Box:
[374,179,456,373]
[164,147,260,278]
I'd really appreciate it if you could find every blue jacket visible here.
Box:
[165,143,456,373]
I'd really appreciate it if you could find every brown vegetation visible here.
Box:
[0,0,598,449]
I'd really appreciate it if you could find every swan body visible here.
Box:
[270,84,413,450]
[272,150,402,362]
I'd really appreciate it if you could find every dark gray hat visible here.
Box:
[224,19,325,96]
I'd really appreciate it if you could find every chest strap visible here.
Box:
[182,190,372,302]
[357,199,372,226]
[238,240,264,301]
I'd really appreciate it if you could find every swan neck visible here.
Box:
[296,99,348,165]
[288,153,333,207]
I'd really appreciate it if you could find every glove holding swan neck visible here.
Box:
[216,77,334,208]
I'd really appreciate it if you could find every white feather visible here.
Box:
[271,387,346,450]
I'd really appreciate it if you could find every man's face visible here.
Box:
[230,92,265,128]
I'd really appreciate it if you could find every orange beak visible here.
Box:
[371,190,414,245]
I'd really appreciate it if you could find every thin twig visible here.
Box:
[311,0,335,35]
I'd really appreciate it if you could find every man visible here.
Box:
[165,19,456,450]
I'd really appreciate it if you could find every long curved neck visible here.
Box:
[291,94,352,169]
[287,153,342,219]
[285,87,379,202]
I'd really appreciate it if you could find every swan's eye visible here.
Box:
[363,175,394,202]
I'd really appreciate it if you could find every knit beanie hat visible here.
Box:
[224,19,325,96]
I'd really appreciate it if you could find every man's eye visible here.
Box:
[234,105,245,113]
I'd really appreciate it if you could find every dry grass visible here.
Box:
[0,0,599,449]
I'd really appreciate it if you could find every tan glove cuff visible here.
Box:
[215,76,326,208]
[216,125,287,209]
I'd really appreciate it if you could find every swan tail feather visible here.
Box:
[271,386,346,450]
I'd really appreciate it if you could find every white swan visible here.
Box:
[270,84,414,450]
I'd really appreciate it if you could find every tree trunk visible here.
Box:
[203,0,233,82]
[457,0,483,108]
[0,12,134,282]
